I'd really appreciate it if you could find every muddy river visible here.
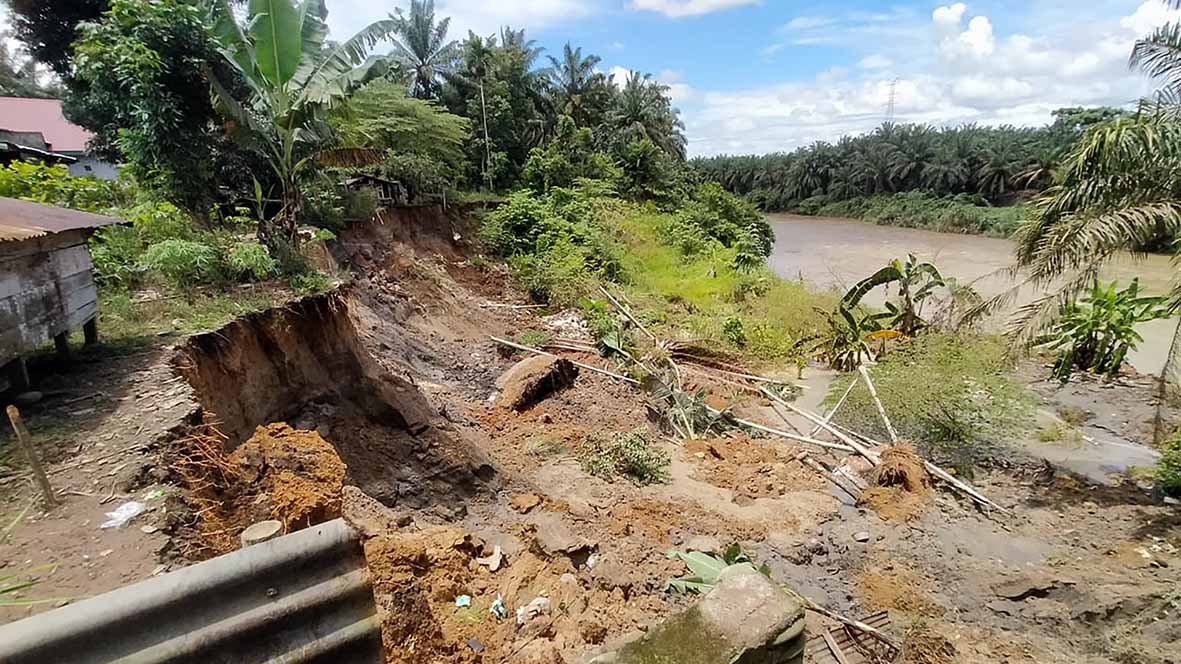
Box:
[768,214,1178,374]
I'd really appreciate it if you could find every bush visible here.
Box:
[578,429,671,486]
[665,183,774,263]
[226,242,279,281]
[813,192,1026,237]
[139,239,226,288]
[1157,435,1181,497]
[0,161,131,212]
[829,333,1034,475]
[521,116,622,193]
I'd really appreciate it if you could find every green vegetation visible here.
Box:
[1040,280,1173,382]
[829,334,1035,475]
[578,429,671,486]
[665,544,769,595]
[0,162,130,211]
[693,109,1129,224]
[812,192,1027,237]
[1157,434,1181,497]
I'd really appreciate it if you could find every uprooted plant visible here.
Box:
[577,428,671,486]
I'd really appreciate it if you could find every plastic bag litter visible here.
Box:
[100,501,146,529]
[455,595,472,608]
[489,594,508,620]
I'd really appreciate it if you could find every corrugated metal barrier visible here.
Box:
[0,519,382,664]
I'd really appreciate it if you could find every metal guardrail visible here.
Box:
[0,519,382,664]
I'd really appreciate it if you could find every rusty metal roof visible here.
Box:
[0,197,124,242]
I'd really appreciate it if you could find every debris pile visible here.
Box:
[172,423,346,557]
[858,443,931,523]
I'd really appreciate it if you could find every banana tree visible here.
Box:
[207,0,396,245]
[842,254,947,336]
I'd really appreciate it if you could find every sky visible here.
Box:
[4,0,1180,157]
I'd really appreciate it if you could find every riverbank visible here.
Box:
[793,192,1027,238]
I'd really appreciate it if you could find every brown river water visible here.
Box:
[767,214,1179,375]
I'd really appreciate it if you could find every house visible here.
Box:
[342,174,409,207]
[0,97,118,179]
[1,197,123,392]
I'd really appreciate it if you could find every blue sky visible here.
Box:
[5,0,1178,157]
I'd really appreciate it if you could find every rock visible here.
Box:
[588,565,806,664]
[684,535,722,554]
[533,514,591,558]
[495,356,578,411]
[511,492,545,514]
[341,486,411,537]
[853,531,871,543]
[589,556,634,591]
[991,574,1057,601]
[240,520,283,548]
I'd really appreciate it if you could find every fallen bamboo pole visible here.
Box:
[489,337,641,385]
[7,406,57,507]
[786,589,900,651]
[760,388,880,466]
[700,404,856,453]
[857,366,899,444]
[798,453,861,502]
[599,286,658,342]
[810,380,857,437]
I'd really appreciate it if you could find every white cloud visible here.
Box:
[629,0,759,19]
[858,54,893,70]
[784,16,835,31]
[763,43,787,57]
[1121,0,1181,35]
[608,65,635,86]
[682,2,1161,156]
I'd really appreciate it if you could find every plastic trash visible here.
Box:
[100,501,146,529]
[142,489,165,501]
[489,593,507,620]
[516,596,552,625]
[454,595,472,608]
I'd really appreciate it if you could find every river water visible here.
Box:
[767,214,1178,375]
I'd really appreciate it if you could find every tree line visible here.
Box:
[691,107,1129,212]
[2,0,689,242]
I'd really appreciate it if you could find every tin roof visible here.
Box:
[0,197,124,242]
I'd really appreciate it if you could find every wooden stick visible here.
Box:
[857,365,899,444]
[810,380,857,437]
[770,403,804,435]
[823,630,854,664]
[489,337,641,385]
[799,453,861,501]
[786,590,899,651]
[480,302,547,310]
[599,286,658,343]
[6,406,57,507]
[701,405,856,453]
[760,388,880,466]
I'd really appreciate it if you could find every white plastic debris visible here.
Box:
[100,501,146,529]
[515,596,552,626]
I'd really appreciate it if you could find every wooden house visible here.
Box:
[1,197,122,391]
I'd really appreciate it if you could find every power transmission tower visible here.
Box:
[885,78,899,125]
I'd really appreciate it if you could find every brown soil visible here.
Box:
[856,560,944,618]
[858,443,931,523]
[684,433,825,503]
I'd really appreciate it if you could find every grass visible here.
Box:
[1035,423,1085,446]
[612,207,840,366]
[577,428,671,486]
[96,285,290,351]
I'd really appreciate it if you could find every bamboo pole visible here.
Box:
[599,286,658,343]
[857,365,899,443]
[810,380,857,437]
[760,388,880,466]
[701,404,856,453]
[6,406,57,507]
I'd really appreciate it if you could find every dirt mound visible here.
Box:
[859,443,931,523]
[903,623,958,664]
[496,356,579,412]
[171,424,346,558]
[857,561,943,618]
[231,423,347,527]
[684,434,823,503]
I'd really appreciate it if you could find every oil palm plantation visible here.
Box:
[209,0,396,244]
[602,72,687,159]
[389,0,458,99]
[546,43,611,128]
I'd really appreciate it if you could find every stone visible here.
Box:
[240,520,283,548]
[684,535,722,554]
[587,564,806,664]
[13,391,43,407]
[533,514,591,558]
[853,531,871,543]
[991,574,1057,601]
[589,556,634,591]
[511,492,544,514]
[495,356,578,411]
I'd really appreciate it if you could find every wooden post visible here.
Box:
[53,332,70,360]
[84,318,99,346]
[7,357,30,392]
[6,406,57,507]
[857,365,899,444]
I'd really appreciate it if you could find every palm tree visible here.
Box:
[603,71,687,159]
[458,32,496,189]
[922,148,969,193]
[389,0,458,99]
[546,43,608,128]
[975,144,1021,199]
[209,0,395,244]
[982,2,1181,439]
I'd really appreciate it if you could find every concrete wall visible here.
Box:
[0,229,97,366]
[67,156,119,180]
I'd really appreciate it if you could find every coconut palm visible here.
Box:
[208,0,396,244]
[457,32,496,189]
[389,0,458,99]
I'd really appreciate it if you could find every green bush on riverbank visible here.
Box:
[800,192,1027,237]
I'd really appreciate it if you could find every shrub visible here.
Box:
[813,193,1026,237]
[666,183,773,263]
[91,225,148,287]
[722,316,747,347]
[288,271,335,296]
[578,429,671,486]
[1157,435,1181,497]
[226,242,279,281]
[139,239,226,288]
[829,333,1034,475]
[0,161,131,212]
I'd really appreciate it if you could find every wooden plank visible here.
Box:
[0,230,88,262]
[0,244,92,300]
